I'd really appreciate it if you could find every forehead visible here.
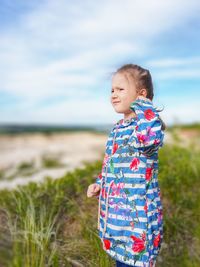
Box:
[112,73,129,88]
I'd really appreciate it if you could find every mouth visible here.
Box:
[113,101,120,105]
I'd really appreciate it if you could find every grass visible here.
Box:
[1,161,38,181]
[157,145,200,266]
[0,170,5,180]
[167,122,200,131]
[7,191,60,267]
[0,144,199,266]
[41,154,65,168]
[0,155,66,182]
[15,160,38,177]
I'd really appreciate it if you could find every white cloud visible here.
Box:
[161,101,200,125]
[155,69,200,80]
[0,0,200,123]
[147,57,200,68]
[146,57,200,79]
[15,0,200,54]
[1,96,117,125]
[2,94,199,126]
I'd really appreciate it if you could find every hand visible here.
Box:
[87,183,101,198]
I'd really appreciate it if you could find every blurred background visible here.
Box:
[0,1,200,267]
[0,0,200,126]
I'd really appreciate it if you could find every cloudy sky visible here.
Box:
[0,0,200,126]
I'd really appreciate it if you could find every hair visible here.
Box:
[112,63,166,131]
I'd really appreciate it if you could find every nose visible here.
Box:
[111,90,118,100]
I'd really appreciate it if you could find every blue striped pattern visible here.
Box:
[95,97,165,266]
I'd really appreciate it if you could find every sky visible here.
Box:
[0,0,200,127]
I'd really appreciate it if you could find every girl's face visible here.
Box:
[111,72,140,117]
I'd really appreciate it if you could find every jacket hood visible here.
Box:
[113,97,155,129]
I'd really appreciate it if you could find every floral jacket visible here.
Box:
[95,97,165,266]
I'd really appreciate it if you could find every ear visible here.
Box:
[139,88,148,97]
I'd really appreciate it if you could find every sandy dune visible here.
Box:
[0,129,199,190]
[0,132,108,190]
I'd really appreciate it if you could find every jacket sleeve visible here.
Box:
[129,96,165,157]
[95,172,103,186]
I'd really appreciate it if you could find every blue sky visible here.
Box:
[0,0,200,126]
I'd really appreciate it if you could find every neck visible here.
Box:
[124,111,137,121]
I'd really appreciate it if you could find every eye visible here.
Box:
[119,88,124,91]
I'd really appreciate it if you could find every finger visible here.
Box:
[94,185,100,191]
[87,192,93,197]
[87,189,93,197]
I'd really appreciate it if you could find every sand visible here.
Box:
[0,132,108,190]
[0,129,198,190]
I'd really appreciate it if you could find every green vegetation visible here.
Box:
[17,161,35,170]
[167,122,200,131]
[0,170,4,180]
[0,124,109,135]
[41,155,65,168]
[15,160,37,176]
[1,161,38,181]
[0,145,199,266]
[157,145,200,266]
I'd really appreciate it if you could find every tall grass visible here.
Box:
[157,144,200,266]
[2,188,60,267]
[0,145,199,266]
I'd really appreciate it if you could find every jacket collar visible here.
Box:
[114,116,137,128]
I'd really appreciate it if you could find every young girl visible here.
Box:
[87,64,165,267]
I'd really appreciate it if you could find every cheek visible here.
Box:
[130,88,138,97]
[121,98,132,110]
[129,91,138,103]
[122,92,135,103]
[120,96,129,106]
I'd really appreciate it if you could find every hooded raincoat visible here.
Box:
[95,97,165,267]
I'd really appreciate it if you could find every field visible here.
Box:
[0,127,199,267]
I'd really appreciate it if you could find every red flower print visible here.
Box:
[130,235,145,253]
[146,167,153,181]
[130,221,134,229]
[154,139,160,145]
[137,133,145,143]
[112,143,118,154]
[100,209,105,218]
[153,233,161,247]
[141,231,146,241]
[102,153,109,168]
[136,126,156,145]
[144,203,148,213]
[136,133,150,144]
[144,109,155,121]
[103,239,111,250]
[102,187,107,199]
[110,182,124,196]
[98,172,102,179]
[130,158,140,171]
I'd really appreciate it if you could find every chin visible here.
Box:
[113,107,124,114]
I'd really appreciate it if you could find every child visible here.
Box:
[87,64,166,267]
